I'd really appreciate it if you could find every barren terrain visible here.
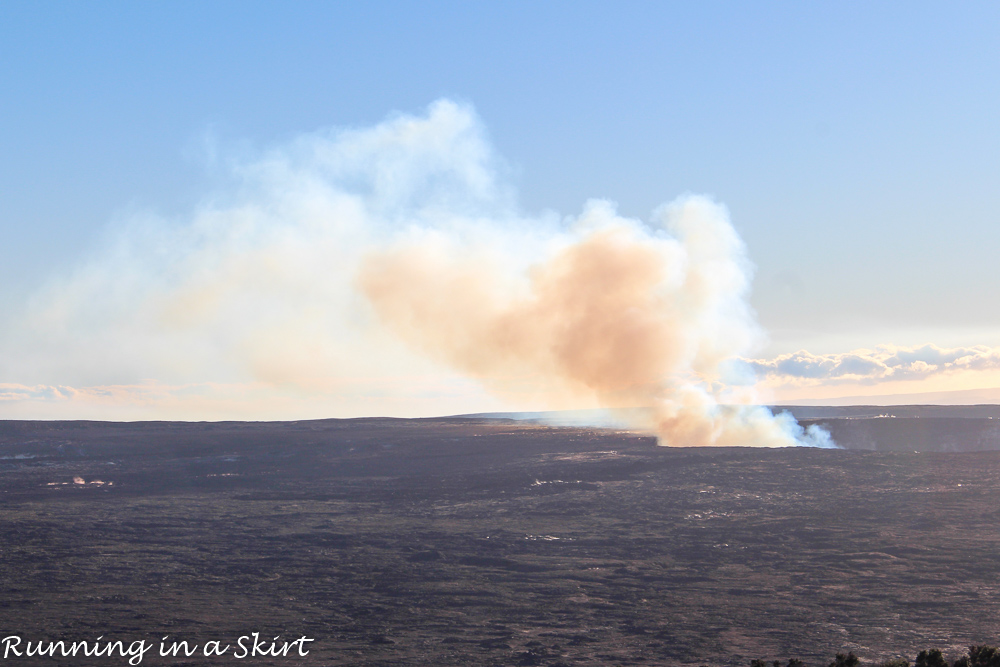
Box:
[2,412,1000,665]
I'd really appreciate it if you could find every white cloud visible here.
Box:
[748,344,1000,384]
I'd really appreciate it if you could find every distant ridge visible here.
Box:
[780,386,1000,406]
[454,408,644,427]
[457,405,1000,451]
[772,404,1000,419]
[458,403,1000,426]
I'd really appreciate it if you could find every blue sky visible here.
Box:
[2,2,1000,418]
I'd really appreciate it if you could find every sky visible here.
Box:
[2,2,1000,421]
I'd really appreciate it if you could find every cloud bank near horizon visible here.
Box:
[749,344,1000,386]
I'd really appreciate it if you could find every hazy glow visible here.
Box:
[0,100,835,446]
[3,100,514,419]
[0,100,993,431]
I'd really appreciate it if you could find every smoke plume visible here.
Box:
[0,99,831,446]
[358,192,830,447]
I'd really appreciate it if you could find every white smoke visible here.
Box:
[0,100,831,447]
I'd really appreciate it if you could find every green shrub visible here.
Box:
[966,646,1000,667]
[917,649,949,667]
[879,659,910,667]
[830,653,860,667]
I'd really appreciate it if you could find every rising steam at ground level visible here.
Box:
[0,100,836,446]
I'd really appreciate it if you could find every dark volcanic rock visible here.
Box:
[0,415,999,665]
